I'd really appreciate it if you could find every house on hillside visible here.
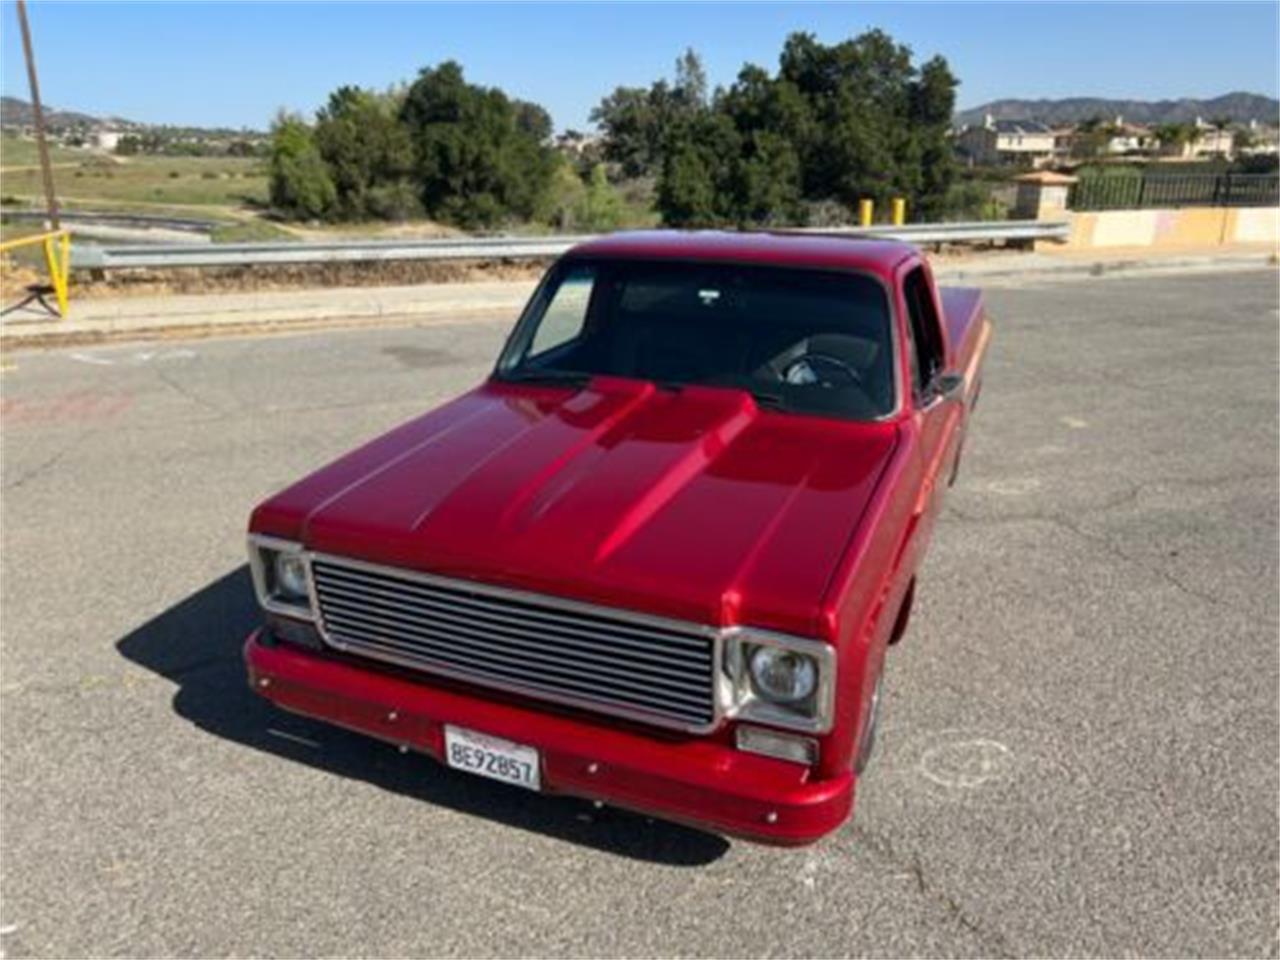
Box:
[1239,119,1280,156]
[92,128,122,152]
[954,115,1056,168]
[1103,117,1156,156]
[555,130,602,156]
[1158,117,1236,159]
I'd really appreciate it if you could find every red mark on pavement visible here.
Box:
[0,390,134,425]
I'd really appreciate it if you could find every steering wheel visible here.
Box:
[781,352,862,388]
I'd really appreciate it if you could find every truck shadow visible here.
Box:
[115,566,729,866]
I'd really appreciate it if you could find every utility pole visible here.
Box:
[16,0,60,229]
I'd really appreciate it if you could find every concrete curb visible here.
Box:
[0,305,518,351]
[2,252,1275,352]
[934,251,1276,283]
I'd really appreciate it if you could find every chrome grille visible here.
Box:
[310,556,718,731]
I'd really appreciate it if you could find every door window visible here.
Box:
[903,267,944,399]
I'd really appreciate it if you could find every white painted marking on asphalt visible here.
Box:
[68,351,115,366]
[67,348,197,367]
[0,924,17,935]
[984,477,1041,496]
[918,738,1013,789]
[1061,416,1088,429]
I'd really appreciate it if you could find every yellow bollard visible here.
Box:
[41,232,70,318]
[1,228,71,318]
[891,197,906,226]
[858,199,874,227]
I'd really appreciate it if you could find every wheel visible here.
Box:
[855,672,884,774]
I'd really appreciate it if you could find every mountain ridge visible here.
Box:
[0,96,261,135]
[955,92,1279,128]
[0,95,130,130]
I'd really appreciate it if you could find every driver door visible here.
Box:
[901,263,962,558]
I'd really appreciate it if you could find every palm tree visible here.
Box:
[1154,122,1197,158]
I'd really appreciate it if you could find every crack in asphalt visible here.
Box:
[942,468,1278,610]
[945,504,1227,609]
[1,428,90,492]
[848,823,1018,958]
[150,364,231,418]
[1049,513,1224,607]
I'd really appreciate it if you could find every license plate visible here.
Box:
[443,725,541,791]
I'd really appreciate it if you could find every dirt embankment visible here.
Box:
[2,256,550,301]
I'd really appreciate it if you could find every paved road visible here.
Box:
[2,270,1277,958]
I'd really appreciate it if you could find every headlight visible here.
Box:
[275,552,309,599]
[247,535,315,620]
[749,646,817,704]
[724,628,835,733]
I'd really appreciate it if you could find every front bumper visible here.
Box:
[244,629,854,845]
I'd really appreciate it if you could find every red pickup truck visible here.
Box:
[244,231,990,844]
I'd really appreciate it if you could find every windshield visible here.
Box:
[495,258,897,420]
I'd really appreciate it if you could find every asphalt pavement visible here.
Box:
[1,269,1277,957]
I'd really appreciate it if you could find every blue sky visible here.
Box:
[2,2,1277,131]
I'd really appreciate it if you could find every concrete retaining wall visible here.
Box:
[1067,207,1279,249]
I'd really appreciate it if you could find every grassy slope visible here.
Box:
[0,135,92,168]
[0,153,268,210]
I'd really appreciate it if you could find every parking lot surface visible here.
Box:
[2,269,1277,957]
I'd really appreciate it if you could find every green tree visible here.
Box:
[400,61,555,227]
[591,49,708,179]
[647,30,958,227]
[780,30,916,208]
[591,83,672,178]
[314,86,415,220]
[513,100,553,142]
[674,48,708,112]
[576,163,628,230]
[268,111,336,220]
[731,130,804,225]
[910,56,958,220]
[657,111,740,227]
[115,134,142,156]
[1154,122,1197,156]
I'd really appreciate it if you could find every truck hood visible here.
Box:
[253,377,898,634]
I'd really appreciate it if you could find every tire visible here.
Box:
[855,672,884,774]
[889,579,915,645]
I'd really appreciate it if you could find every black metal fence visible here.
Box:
[1069,174,1279,211]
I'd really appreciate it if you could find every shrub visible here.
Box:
[268,112,337,220]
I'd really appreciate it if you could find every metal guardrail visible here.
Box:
[70,222,1069,271]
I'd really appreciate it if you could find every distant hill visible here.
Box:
[0,96,262,137]
[0,95,132,130]
[955,92,1279,128]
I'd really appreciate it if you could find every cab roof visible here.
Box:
[566,230,918,278]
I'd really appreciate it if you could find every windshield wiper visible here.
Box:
[746,387,792,412]
[498,369,592,388]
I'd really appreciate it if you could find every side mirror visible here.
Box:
[936,372,965,403]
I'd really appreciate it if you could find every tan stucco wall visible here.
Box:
[1064,207,1279,250]
[1232,207,1280,244]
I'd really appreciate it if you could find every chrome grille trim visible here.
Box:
[309,553,720,732]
